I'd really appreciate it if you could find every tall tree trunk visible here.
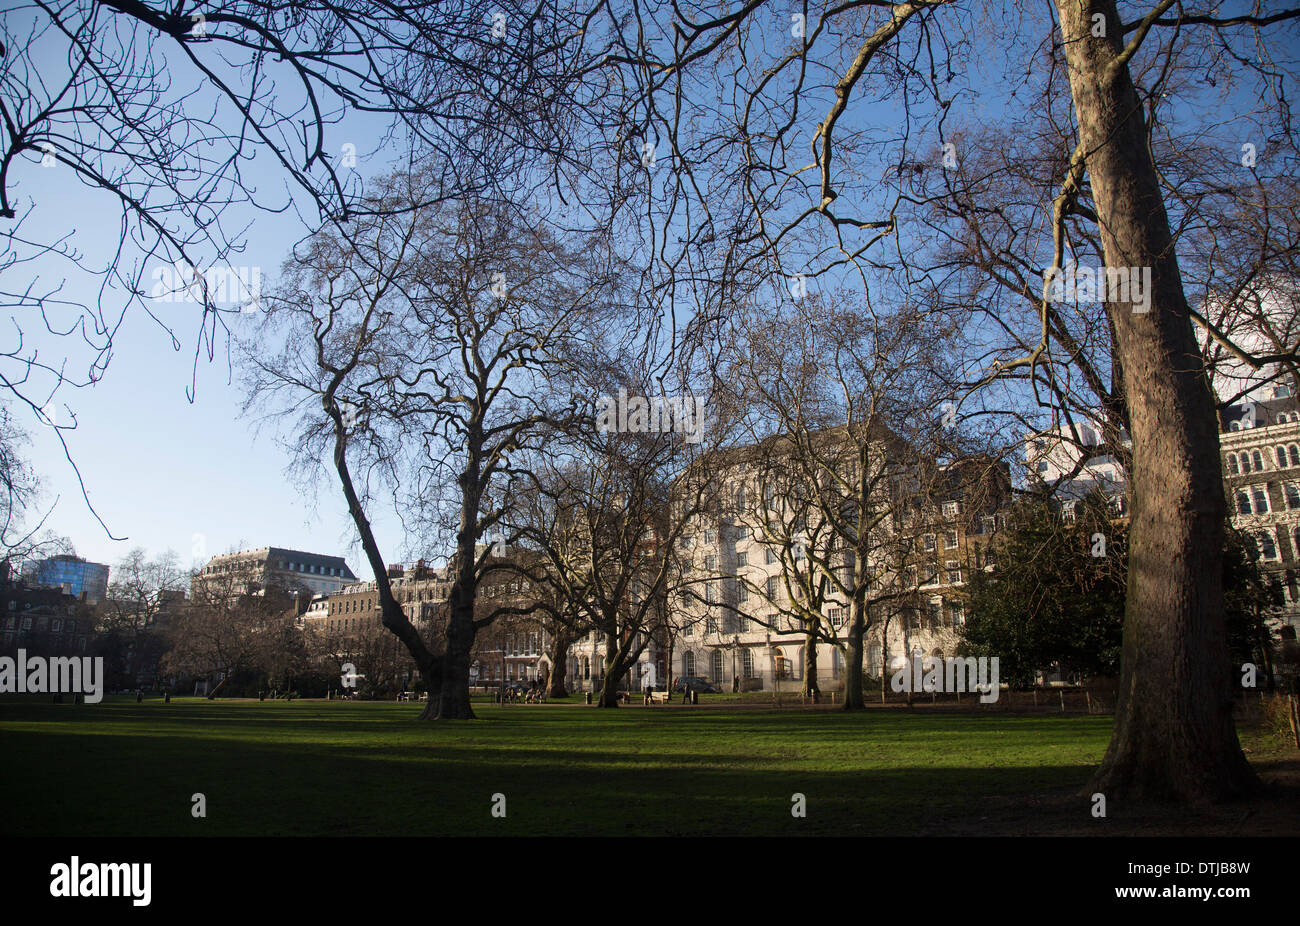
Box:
[596,630,627,707]
[546,628,572,698]
[437,460,483,720]
[802,629,820,698]
[1057,0,1258,801]
[843,602,866,710]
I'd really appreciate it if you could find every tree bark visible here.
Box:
[802,630,821,699]
[842,601,866,710]
[546,628,572,698]
[1058,0,1258,801]
[596,630,629,707]
[436,450,485,721]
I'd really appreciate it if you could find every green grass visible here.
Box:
[0,696,1120,835]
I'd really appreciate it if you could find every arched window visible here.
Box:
[1278,447,1289,468]
[1253,450,1265,471]
[1228,455,1240,475]
[1259,532,1278,560]
[1241,453,1252,473]
[710,649,724,684]
[1290,445,1300,466]
[1287,485,1300,511]
[684,651,696,676]
[1230,421,1241,431]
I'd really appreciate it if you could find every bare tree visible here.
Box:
[1,0,610,532]
[596,0,1300,802]
[245,168,619,718]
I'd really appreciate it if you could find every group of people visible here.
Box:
[500,680,547,703]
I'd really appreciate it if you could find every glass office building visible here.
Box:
[27,556,110,603]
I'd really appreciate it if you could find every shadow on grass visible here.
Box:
[0,700,1117,836]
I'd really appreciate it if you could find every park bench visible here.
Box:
[645,690,671,705]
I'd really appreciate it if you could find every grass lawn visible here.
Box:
[1,696,1290,836]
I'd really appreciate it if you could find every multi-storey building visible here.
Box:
[192,547,358,600]
[1024,384,1300,638]
[21,555,110,604]
[2,569,94,655]
[1219,390,1300,633]
[662,431,1013,693]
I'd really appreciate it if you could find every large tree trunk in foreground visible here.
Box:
[1058,0,1257,801]
[802,630,820,699]
[596,631,629,707]
[546,629,572,698]
[842,604,866,710]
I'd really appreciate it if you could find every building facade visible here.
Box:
[22,555,110,604]
[192,547,358,601]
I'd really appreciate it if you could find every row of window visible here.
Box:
[1240,526,1300,562]
[1227,410,1300,431]
[1225,444,1300,475]
[1233,483,1300,516]
[3,615,81,633]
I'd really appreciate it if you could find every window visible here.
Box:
[742,649,754,677]
[765,548,777,565]
[736,526,750,541]
[704,529,715,545]
[710,650,724,684]
[1229,455,1241,475]
[684,652,696,676]
[942,501,960,518]
[1253,450,1265,471]
[1237,490,1252,515]
[766,576,780,599]
[921,534,936,552]
[1240,453,1251,473]
[736,583,749,603]
[828,607,845,629]
[706,615,718,634]
[679,534,692,549]
[946,560,962,584]
[1287,484,1300,511]
[1252,486,1270,514]
[1258,532,1279,560]
[950,603,965,626]
[705,582,718,604]
[945,530,959,549]
[1291,445,1300,467]
[865,645,879,677]
[736,552,748,568]
[980,516,996,535]
[1278,447,1288,469]
[705,555,718,571]
[927,601,942,627]
[51,619,62,632]
[923,563,939,584]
